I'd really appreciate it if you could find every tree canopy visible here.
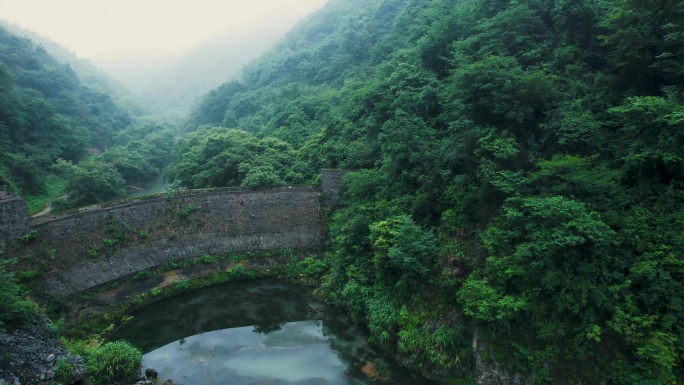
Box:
[177,0,684,382]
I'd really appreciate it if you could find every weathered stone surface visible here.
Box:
[0,197,29,248]
[320,169,351,207]
[2,170,348,297]
[31,189,324,295]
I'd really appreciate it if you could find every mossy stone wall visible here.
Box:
[21,188,323,295]
[0,197,30,249]
[4,170,349,296]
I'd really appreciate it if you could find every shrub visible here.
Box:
[0,258,37,330]
[178,204,197,218]
[87,341,142,385]
[18,230,38,242]
[226,265,251,279]
[198,254,216,264]
[53,357,75,383]
[286,256,329,278]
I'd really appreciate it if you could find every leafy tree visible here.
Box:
[52,159,125,208]
[169,127,256,188]
[609,94,684,184]
[370,215,437,296]
[100,124,174,184]
[169,127,306,188]
[601,0,684,93]
[170,0,684,381]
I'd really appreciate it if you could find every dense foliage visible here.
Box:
[168,126,309,188]
[179,0,684,383]
[0,26,178,211]
[0,26,133,195]
[51,122,175,209]
[0,257,37,331]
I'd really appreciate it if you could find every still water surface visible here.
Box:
[111,279,438,385]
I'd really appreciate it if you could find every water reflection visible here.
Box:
[111,279,437,385]
[146,322,348,385]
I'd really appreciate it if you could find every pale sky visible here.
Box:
[0,0,327,61]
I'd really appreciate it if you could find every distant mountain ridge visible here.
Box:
[98,3,327,117]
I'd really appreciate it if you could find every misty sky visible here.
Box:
[0,0,327,62]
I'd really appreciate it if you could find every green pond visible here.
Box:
[111,278,439,385]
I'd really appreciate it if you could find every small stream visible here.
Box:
[110,278,438,385]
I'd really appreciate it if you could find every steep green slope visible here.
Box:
[0,26,132,193]
[0,26,174,212]
[179,0,684,383]
[185,0,415,145]
[0,21,145,116]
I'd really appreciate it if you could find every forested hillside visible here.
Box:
[0,26,174,212]
[0,21,145,116]
[179,0,684,383]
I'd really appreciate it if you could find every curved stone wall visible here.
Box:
[2,171,349,296]
[16,188,322,295]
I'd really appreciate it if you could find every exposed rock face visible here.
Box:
[0,318,87,385]
[473,332,526,385]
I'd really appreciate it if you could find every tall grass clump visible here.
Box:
[87,341,142,385]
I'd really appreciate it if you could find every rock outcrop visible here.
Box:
[0,318,87,385]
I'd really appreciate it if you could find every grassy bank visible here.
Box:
[24,175,66,216]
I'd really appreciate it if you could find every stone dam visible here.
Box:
[0,170,349,296]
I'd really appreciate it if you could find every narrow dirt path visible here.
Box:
[31,194,67,217]
[32,203,53,217]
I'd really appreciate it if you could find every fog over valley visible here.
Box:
[0,0,328,115]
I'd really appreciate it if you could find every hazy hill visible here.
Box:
[0,25,174,213]
[101,5,328,117]
[0,21,144,116]
[0,25,133,193]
